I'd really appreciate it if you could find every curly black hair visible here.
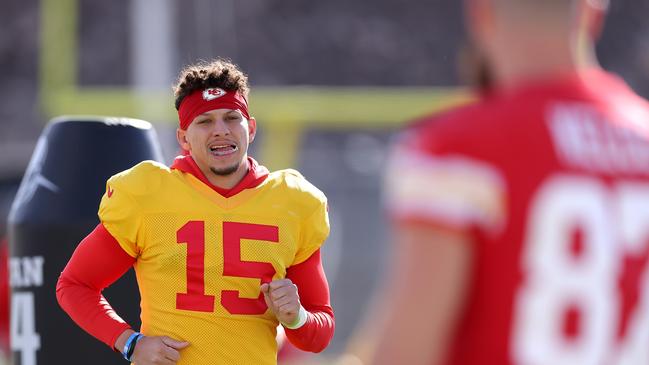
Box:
[173,58,250,110]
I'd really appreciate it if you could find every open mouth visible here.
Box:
[209,144,238,156]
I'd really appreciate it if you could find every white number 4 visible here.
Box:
[11,292,41,365]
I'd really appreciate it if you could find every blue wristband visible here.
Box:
[122,332,143,361]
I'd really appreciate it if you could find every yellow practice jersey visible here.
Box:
[98,161,329,365]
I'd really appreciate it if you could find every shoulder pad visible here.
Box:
[107,160,169,197]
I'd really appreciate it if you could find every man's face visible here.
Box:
[178,108,256,177]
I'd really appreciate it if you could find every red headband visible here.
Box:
[178,88,250,130]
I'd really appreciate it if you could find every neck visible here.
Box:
[490,30,599,90]
[204,158,250,190]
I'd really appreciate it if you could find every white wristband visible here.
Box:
[282,306,308,329]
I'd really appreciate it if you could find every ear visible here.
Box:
[247,117,257,143]
[464,0,494,47]
[176,128,191,152]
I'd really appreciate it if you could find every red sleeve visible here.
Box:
[55,223,136,349]
[284,249,335,353]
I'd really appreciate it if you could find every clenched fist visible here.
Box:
[260,279,305,327]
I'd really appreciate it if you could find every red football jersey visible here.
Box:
[385,69,649,365]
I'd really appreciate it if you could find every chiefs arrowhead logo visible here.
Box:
[107,185,114,198]
[203,88,226,101]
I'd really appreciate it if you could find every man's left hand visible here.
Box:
[260,279,301,325]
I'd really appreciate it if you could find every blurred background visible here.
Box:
[1,0,648,363]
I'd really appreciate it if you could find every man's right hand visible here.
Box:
[130,335,190,365]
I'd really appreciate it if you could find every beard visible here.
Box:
[210,162,240,176]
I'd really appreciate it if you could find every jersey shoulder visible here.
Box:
[107,160,171,198]
[267,169,330,259]
[410,99,494,131]
[401,100,505,155]
[266,169,327,211]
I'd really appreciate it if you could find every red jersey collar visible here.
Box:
[171,155,269,198]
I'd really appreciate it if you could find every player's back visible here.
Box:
[394,69,649,365]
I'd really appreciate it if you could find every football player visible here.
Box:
[57,59,335,365]
[359,0,649,364]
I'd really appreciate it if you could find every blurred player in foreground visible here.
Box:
[56,59,334,364]
[350,0,649,364]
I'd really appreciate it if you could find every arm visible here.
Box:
[261,249,335,353]
[57,224,191,364]
[55,223,135,348]
[367,222,473,365]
